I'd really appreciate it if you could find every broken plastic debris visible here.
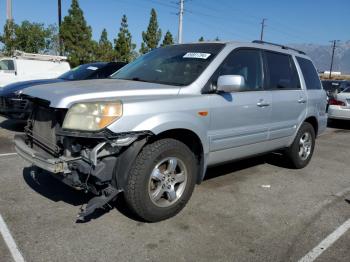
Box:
[261,185,271,188]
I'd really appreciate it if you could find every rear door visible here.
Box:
[296,56,327,134]
[263,51,307,141]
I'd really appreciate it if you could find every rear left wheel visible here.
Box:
[285,122,315,169]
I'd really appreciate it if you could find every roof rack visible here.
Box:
[252,40,306,55]
[13,50,67,62]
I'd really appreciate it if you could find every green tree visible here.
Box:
[198,36,204,42]
[161,30,174,47]
[114,15,136,62]
[0,20,17,55]
[139,8,162,54]
[14,20,51,53]
[46,24,60,55]
[1,20,56,55]
[96,28,114,61]
[60,0,95,66]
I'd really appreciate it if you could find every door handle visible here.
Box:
[298,98,307,104]
[257,100,270,107]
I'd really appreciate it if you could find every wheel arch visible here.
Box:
[114,127,208,191]
[151,128,206,184]
[304,116,318,136]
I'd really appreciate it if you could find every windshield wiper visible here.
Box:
[129,77,152,83]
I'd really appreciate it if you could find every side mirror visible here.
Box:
[217,75,245,92]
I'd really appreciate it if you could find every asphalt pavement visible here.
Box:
[0,115,350,262]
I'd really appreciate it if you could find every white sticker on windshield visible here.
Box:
[183,52,211,59]
[87,66,98,71]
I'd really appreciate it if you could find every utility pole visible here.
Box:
[6,0,13,21]
[58,0,62,55]
[260,18,266,41]
[58,0,62,27]
[329,40,340,79]
[178,0,184,44]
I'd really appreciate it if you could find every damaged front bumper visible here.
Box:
[15,130,151,220]
[15,134,73,173]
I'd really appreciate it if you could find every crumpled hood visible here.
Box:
[0,78,65,97]
[23,79,180,108]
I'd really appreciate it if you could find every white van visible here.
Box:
[0,51,70,87]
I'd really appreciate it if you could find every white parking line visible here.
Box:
[0,214,25,262]
[0,153,17,157]
[298,218,350,262]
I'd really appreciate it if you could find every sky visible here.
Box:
[0,0,349,49]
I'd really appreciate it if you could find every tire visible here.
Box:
[285,122,316,169]
[124,138,197,222]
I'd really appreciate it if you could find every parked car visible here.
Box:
[321,80,350,98]
[0,62,127,119]
[328,87,350,120]
[15,41,327,222]
[0,51,70,87]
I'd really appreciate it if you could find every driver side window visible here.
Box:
[207,49,263,92]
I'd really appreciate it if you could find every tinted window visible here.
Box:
[0,60,15,71]
[111,44,224,86]
[265,51,300,90]
[210,49,263,91]
[321,81,339,91]
[296,57,322,90]
[342,87,350,93]
[100,63,127,78]
[58,63,106,80]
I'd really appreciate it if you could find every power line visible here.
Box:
[329,40,340,79]
[185,16,253,41]
[260,18,267,41]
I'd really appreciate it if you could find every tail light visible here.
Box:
[329,98,346,106]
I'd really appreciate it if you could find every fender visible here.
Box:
[132,112,210,155]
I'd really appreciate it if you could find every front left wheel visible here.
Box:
[124,138,197,222]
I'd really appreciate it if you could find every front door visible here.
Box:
[207,48,272,165]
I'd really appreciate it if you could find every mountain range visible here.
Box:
[291,41,350,74]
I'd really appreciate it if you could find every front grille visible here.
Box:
[25,106,64,157]
[12,99,28,110]
[0,96,29,111]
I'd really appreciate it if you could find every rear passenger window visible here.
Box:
[265,51,300,90]
[296,57,322,90]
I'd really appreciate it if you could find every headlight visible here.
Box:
[62,101,123,131]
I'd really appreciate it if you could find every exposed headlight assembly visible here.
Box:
[63,101,123,131]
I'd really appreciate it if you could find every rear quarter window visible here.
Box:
[296,57,321,90]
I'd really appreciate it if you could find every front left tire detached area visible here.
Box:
[124,138,197,222]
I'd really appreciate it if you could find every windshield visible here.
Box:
[111,43,224,86]
[59,63,106,80]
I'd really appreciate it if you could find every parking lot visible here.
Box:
[0,115,349,262]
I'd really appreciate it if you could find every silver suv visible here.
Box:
[15,41,327,222]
